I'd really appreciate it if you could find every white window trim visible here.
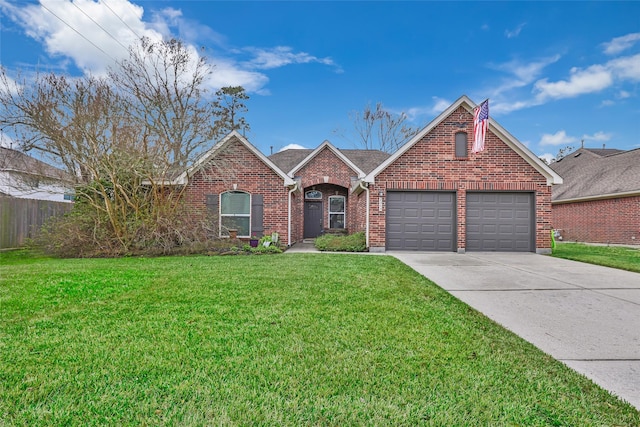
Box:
[328,195,346,229]
[220,190,251,238]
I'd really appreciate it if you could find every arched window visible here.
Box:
[220,191,250,237]
[328,195,345,229]
[455,132,468,158]
[305,190,322,199]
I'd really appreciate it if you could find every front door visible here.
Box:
[304,201,323,238]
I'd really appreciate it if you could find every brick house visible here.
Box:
[550,147,640,245]
[178,95,562,253]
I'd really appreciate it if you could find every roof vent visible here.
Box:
[574,152,582,158]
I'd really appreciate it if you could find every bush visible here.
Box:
[314,232,367,252]
[34,202,220,258]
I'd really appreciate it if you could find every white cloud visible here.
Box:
[534,64,613,100]
[0,0,160,74]
[505,23,526,39]
[533,53,640,101]
[0,0,340,94]
[538,153,555,164]
[618,90,631,99]
[539,130,578,146]
[430,97,452,115]
[0,132,15,148]
[491,98,541,115]
[487,55,561,113]
[601,33,640,55]
[582,131,612,142]
[493,55,561,86]
[243,46,342,73]
[279,143,307,152]
[607,53,640,82]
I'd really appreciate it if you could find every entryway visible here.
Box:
[304,201,323,238]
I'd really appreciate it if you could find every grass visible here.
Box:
[552,242,640,273]
[1,252,638,425]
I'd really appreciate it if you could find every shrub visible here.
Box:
[314,232,367,252]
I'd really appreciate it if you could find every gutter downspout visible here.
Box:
[358,181,370,248]
[287,181,298,246]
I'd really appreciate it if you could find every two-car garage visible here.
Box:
[386,191,534,252]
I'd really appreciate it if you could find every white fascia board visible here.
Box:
[552,190,640,204]
[364,95,563,186]
[488,120,563,186]
[288,140,366,179]
[364,95,474,183]
[175,131,295,186]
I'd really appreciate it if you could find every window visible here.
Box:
[328,196,345,229]
[220,191,250,237]
[455,132,468,158]
[305,190,322,199]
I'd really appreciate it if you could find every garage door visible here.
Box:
[387,191,456,251]
[466,192,534,252]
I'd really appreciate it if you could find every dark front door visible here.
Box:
[304,201,323,238]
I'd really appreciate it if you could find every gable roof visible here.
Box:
[269,145,390,176]
[0,147,73,183]
[363,95,563,186]
[172,131,295,186]
[550,147,640,202]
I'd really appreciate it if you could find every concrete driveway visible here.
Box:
[389,251,640,411]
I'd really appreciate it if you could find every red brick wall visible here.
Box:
[183,138,291,245]
[553,196,640,245]
[371,106,552,251]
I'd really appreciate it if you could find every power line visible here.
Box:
[102,0,143,42]
[70,1,130,53]
[39,2,118,64]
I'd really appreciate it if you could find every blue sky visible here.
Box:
[1,0,639,162]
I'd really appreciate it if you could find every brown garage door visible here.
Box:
[386,191,456,251]
[466,192,534,252]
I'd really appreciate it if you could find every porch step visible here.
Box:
[302,238,316,244]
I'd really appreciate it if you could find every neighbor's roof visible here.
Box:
[0,147,73,182]
[269,146,390,176]
[550,147,640,202]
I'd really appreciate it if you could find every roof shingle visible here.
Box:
[550,148,640,201]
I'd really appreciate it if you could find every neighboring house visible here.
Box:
[0,147,74,202]
[550,147,640,245]
[175,95,562,253]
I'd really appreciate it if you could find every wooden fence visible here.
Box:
[0,197,72,249]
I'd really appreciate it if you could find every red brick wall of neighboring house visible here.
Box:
[370,106,552,251]
[183,138,291,245]
[292,147,360,242]
[552,196,640,245]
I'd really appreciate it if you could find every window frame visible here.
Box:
[305,190,323,199]
[455,131,468,158]
[328,195,346,229]
[220,190,251,238]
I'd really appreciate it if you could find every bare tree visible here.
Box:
[0,37,247,256]
[336,102,421,153]
[109,37,217,169]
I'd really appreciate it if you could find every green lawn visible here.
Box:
[552,242,640,273]
[1,252,638,425]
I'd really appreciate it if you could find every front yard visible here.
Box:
[1,251,638,425]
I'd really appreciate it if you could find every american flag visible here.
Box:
[473,99,489,153]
